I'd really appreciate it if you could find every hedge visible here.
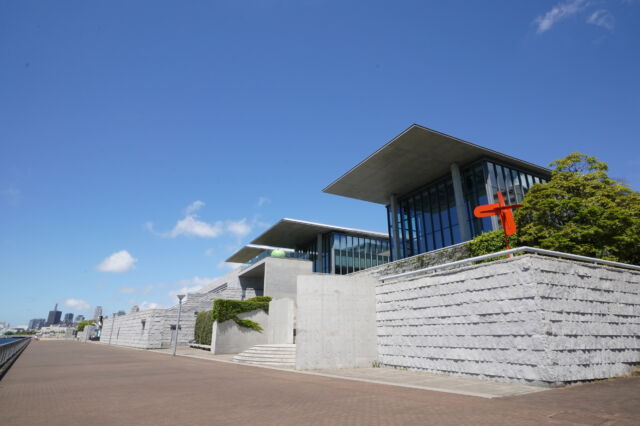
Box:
[194,311,214,345]
[194,296,272,344]
[211,296,272,332]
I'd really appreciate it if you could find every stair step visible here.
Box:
[233,344,297,367]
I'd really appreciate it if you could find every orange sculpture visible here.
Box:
[473,192,522,250]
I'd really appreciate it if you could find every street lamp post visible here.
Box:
[172,294,185,356]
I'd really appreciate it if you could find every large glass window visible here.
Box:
[388,159,548,260]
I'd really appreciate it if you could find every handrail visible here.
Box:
[0,337,31,372]
[379,246,640,281]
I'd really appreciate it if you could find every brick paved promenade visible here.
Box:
[1,341,639,426]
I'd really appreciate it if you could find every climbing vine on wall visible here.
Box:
[194,296,272,343]
[211,296,272,332]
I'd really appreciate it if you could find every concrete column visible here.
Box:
[316,233,323,273]
[450,163,471,242]
[484,165,501,231]
[389,195,401,261]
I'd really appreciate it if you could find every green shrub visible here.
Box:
[76,320,95,332]
[211,296,272,332]
[468,230,520,257]
[194,311,213,345]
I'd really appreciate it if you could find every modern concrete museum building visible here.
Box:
[324,124,551,261]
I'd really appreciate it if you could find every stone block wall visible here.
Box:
[100,279,243,349]
[376,254,640,386]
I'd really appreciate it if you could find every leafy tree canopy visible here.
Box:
[515,153,640,265]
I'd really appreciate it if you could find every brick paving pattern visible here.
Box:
[1,341,638,426]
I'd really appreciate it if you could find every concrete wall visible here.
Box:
[211,309,269,354]
[264,258,313,302]
[266,298,295,344]
[376,254,640,386]
[296,275,378,370]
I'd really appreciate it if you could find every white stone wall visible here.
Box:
[99,272,243,349]
[376,254,640,386]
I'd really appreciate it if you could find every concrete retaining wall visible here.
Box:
[296,275,378,370]
[376,254,640,386]
[267,298,295,344]
[211,310,269,354]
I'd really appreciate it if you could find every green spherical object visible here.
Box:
[271,249,286,258]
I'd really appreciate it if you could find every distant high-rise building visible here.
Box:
[63,313,74,325]
[75,314,85,322]
[130,305,140,314]
[28,318,46,330]
[93,306,103,321]
[46,303,62,326]
[117,310,126,316]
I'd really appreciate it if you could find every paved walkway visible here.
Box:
[154,346,543,398]
[1,341,639,426]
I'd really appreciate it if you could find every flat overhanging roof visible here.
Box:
[323,124,551,205]
[249,218,388,249]
[225,244,294,264]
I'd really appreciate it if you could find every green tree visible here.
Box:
[76,320,95,332]
[515,153,640,264]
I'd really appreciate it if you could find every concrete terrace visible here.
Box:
[1,341,640,425]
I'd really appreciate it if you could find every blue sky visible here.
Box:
[1,1,639,327]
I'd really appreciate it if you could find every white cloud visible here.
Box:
[217,261,242,271]
[204,248,215,257]
[64,298,90,311]
[168,276,214,299]
[534,0,587,33]
[226,218,252,238]
[170,215,223,238]
[119,286,135,294]
[257,196,270,207]
[97,250,137,273]
[587,9,615,31]
[146,201,223,239]
[139,301,162,310]
[184,200,205,215]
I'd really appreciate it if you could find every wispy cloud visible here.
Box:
[119,286,135,294]
[139,301,162,310]
[534,0,587,33]
[97,250,137,273]
[64,298,90,311]
[146,201,252,239]
[226,219,252,238]
[257,196,270,207]
[167,276,216,299]
[204,248,215,257]
[217,260,243,271]
[587,9,615,31]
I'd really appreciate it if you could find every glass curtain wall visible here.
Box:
[295,232,390,274]
[331,232,390,275]
[387,159,548,260]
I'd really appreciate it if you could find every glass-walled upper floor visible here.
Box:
[387,159,548,260]
[240,232,390,275]
[296,232,390,274]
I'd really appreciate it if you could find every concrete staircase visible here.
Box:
[232,344,296,367]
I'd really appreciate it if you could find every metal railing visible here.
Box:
[379,246,640,281]
[0,337,31,375]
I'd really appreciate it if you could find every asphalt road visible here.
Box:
[1,340,638,425]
